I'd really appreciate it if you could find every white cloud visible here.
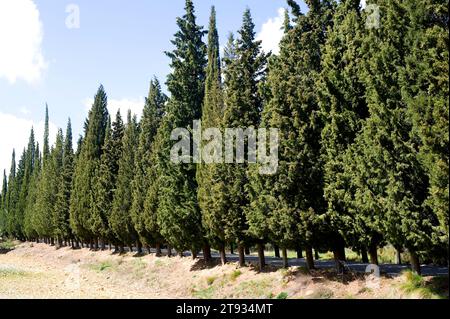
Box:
[0,112,57,184]
[83,97,145,121]
[0,0,48,84]
[256,8,286,55]
[361,0,367,9]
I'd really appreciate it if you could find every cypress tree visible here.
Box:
[24,143,41,240]
[9,149,26,238]
[221,9,267,269]
[110,111,139,252]
[156,0,208,256]
[131,78,167,250]
[197,6,228,264]
[350,0,433,274]
[54,120,74,246]
[248,0,334,270]
[401,0,449,262]
[0,170,7,236]
[317,0,376,267]
[70,85,109,245]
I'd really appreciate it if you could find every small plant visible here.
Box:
[230,270,242,281]
[206,276,217,286]
[89,260,114,272]
[276,292,288,299]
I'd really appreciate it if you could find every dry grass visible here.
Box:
[0,242,447,299]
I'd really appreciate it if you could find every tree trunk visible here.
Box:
[296,247,303,259]
[156,243,162,257]
[368,243,378,265]
[219,246,227,265]
[146,245,151,255]
[273,244,280,258]
[361,248,369,263]
[314,248,320,260]
[192,250,198,260]
[119,244,125,254]
[333,250,343,273]
[410,251,421,275]
[100,239,106,251]
[136,241,143,254]
[50,238,55,246]
[257,243,265,271]
[245,247,250,255]
[202,244,211,262]
[395,247,402,265]
[94,238,99,250]
[238,244,245,267]
[282,247,288,268]
[178,251,184,257]
[305,246,315,270]
[167,245,172,257]
[129,244,133,253]
[230,243,234,255]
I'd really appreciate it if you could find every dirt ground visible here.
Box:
[0,242,447,299]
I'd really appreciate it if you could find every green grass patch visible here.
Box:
[229,270,242,281]
[276,292,288,299]
[0,267,27,278]
[206,276,217,286]
[235,278,273,298]
[400,271,448,299]
[89,260,115,272]
[192,285,216,299]
[0,238,17,251]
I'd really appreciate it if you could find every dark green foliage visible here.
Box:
[53,120,74,243]
[156,0,207,253]
[220,9,267,254]
[70,85,109,242]
[318,0,374,255]
[348,0,436,271]
[110,111,139,246]
[131,78,167,246]
[90,112,124,245]
[248,1,334,269]
[401,0,449,254]
[197,6,227,252]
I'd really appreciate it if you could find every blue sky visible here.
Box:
[0,0,308,180]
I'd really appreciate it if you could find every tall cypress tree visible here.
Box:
[16,128,36,239]
[156,0,208,256]
[70,85,109,245]
[110,111,139,251]
[0,170,7,236]
[248,0,334,270]
[350,0,432,274]
[90,111,124,250]
[197,6,228,264]
[220,9,267,269]
[131,78,167,250]
[401,0,449,262]
[54,120,74,246]
[317,0,376,267]
[24,142,41,240]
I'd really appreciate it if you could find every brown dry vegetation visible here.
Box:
[0,242,447,299]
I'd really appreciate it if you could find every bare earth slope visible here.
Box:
[0,243,447,299]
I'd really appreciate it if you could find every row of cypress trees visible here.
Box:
[0,0,448,275]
